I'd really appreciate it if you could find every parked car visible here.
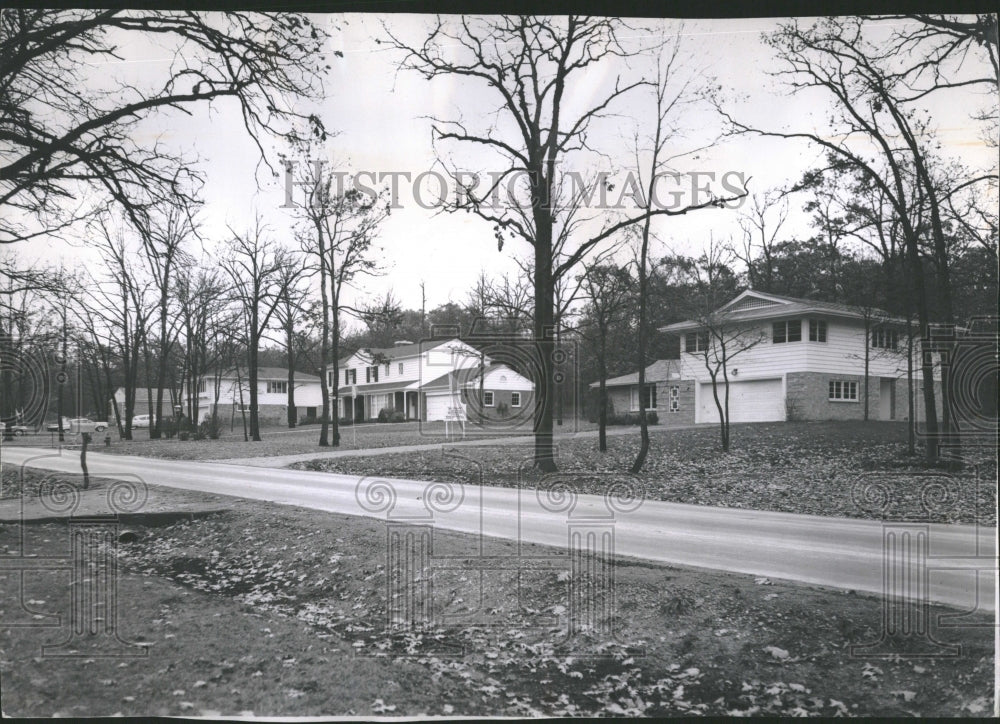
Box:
[45,417,108,433]
[0,421,30,436]
[131,414,154,428]
[69,417,108,433]
[45,417,71,432]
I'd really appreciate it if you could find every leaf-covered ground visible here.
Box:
[296,422,997,525]
[1,482,992,717]
[5,420,539,461]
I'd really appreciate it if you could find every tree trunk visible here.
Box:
[907,320,915,456]
[598,331,608,453]
[532,223,557,473]
[864,315,870,421]
[248,346,261,441]
[80,432,90,489]
[631,210,652,474]
[236,366,248,442]
[288,360,298,430]
[329,286,341,447]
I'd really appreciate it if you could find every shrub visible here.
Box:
[338,416,354,427]
[784,396,803,422]
[377,406,394,423]
[199,416,223,440]
[496,401,509,418]
[178,430,190,441]
[390,411,406,423]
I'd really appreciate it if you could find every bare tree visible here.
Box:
[386,15,747,471]
[88,216,155,439]
[271,260,310,428]
[579,261,634,452]
[1,9,330,245]
[221,216,296,441]
[681,245,766,453]
[719,16,996,462]
[288,151,389,447]
[141,206,194,438]
[175,264,227,427]
[731,192,790,292]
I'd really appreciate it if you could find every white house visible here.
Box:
[327,338,534,422]
[593,290,941,425]
[185,367,323,424]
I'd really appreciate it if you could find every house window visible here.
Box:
[483,391,495,407]
[871,328,899,350]
[668,385,680,413]
[343,369,356,386]
[630,384,657,411]
[266,381,288,394]
[809,319,827,342]
[685,331,709,353]
[511,392,521,407]
[398,362,404,375]
[773,319,802,343]
[384,362,391,376]
[197,379,207,393]
[829,380,859,401]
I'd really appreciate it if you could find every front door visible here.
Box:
[879,378,895,420]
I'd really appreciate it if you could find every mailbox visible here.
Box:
[69,420,97,434]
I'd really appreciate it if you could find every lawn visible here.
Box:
[0,470,992,717]
[295,422,998,525]
[2,420,543,461]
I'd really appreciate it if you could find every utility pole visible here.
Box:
[420,281,427,339]
[58,304,67,443]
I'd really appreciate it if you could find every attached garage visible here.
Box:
[697,378,784,423]
[423,392,467,422]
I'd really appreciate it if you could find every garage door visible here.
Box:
[424,393,466,421]
[698,378,784,423]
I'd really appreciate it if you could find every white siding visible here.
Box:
[676,317,918,382]
[479,367,534,391]
[804,318,910,377]
[677,322,801,381]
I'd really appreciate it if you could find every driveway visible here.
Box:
[2,446,994,613]
[211,423,704,468]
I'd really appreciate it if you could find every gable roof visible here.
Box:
[330,338,472,368]
[661,290,903,333]
[205,367,320,382]
[589,360,680,388]
[420,363,534,392]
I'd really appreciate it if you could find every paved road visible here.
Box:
[211,423,704,468]
[2,446,994,613]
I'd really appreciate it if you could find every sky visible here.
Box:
[14,12,998,331]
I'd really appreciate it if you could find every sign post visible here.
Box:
[70,419,97,489]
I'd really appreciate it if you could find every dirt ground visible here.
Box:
[0,471,993,717]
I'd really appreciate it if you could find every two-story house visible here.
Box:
[328,338,534,422]
[594,290,941,425]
